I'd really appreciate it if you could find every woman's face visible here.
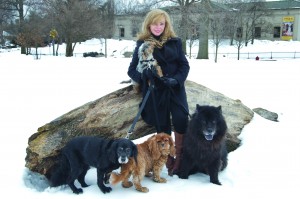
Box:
[150,18,166,36]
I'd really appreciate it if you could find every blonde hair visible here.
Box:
[137,9,176,40]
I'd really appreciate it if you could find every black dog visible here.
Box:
[46,136,138,194]
[177,104,228,185]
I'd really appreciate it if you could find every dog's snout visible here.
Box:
[119,156,128,164]
[207,127,214,133]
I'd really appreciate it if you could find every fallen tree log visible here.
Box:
[25,80,253,176]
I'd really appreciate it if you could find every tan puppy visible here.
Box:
[110,133,175,193]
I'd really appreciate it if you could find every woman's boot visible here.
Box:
[168,132,184,176]
[166,155,175,176]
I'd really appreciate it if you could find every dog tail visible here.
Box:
[45,154,70,187]
[110,168,131,185]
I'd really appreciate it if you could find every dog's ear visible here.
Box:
[169,136,176,157]
[108,141,118,163]
[131,142,138,164]
[195,104,201,114]
[217,105,222,113]
[148,136,161,160]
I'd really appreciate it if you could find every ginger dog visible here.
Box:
[110,133,175,193]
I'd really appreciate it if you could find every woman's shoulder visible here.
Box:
[135,40,145,48]
[167,37,183,47]
[168,37,182,43]
[136,40,145,45]
[169,37,181,41]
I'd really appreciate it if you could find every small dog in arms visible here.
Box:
[132,41,163,92]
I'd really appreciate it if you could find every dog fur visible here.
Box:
[110,133,175,193]
[46,136,138,194]
[177,104,228,185]
[132,41,163,93]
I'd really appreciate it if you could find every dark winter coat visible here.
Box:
[128,37,190,134]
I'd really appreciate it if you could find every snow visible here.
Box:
[0,38,300,198]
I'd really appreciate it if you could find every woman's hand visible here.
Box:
[162,77,178,87]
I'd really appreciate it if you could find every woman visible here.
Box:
[128,9,190,176]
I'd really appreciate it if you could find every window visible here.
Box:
[273,27,281,38]
[254,27,261,38]
[236,27,243,38]
[120,28,125,38]
[132,27,138,37]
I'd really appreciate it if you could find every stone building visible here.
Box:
[113,0,300,41]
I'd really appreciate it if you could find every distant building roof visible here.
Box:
[225,0,300,10]
[265,0,300,9]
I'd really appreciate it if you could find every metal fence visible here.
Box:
[33,51,300,60]
[207,51,300,60]
[2,47,299,60]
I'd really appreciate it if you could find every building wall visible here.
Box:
[114,7,300,41]
[114,15,143,41]
[264,9,300,41]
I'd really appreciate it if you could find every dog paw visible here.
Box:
[178,175,189,179]
[153,177,167,183]
[122,181,133,188]
[145,172,153,177]
[211,180,222,185]
[73,188,83,194]
[136,187,149,193]
[80,182,89,187]
[101,186,112,193]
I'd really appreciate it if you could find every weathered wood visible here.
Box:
[25,80,253,176]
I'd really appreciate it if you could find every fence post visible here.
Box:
[270,52,273,59]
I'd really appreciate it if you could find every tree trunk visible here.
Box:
[18,0,26,54]
[214,44,218,63]
[197,31,209,59]
[66,41,73,57]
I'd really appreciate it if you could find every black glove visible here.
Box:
[163,77,178,87]
[142,68,153,79]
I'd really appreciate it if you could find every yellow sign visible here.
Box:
[50,29,58,39]
[281,16,294,41]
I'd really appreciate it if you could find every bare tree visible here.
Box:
[114,0,155,14]
[186,26,198,59]
[168,0,202,54]
[16,11,47,57]
[0,0,41,54]
[225,0,272,46]
[0,2,11,45]
[243,1,271,46]
[99,0,115,58]
[234,12,244,60]
[209,8,232,62]
[43,0,109,57]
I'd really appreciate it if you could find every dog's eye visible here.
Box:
[125,148,131,153]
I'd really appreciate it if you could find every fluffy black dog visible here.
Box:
[46,136,138,194]
[177,104,228,185]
